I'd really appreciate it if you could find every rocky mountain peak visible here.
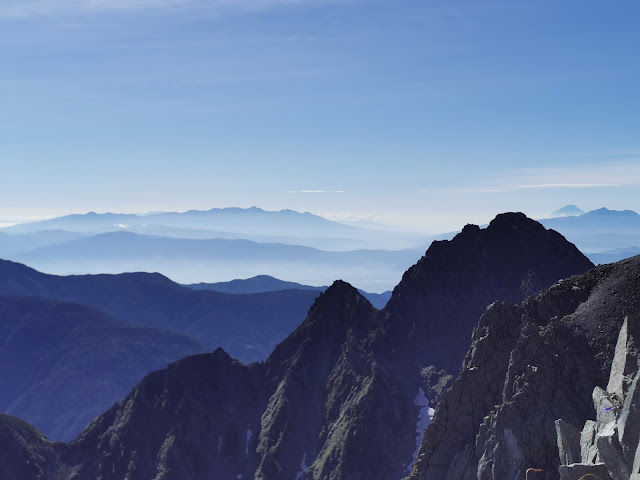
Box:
[384,212,593,374]
[265,278,378,372]
[312,279,366,307]
[487,210,533,227]
[301,279,376,333]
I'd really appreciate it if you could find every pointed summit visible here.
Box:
[277,279,376,345]
[551,205,585,217]
[317,279,362,304]
[385,212,594,373]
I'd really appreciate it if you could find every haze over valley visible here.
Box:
[2,1,640,479]
[1,205,639,293]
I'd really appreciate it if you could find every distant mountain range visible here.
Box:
[0,207,428,251]
[4,231,419,291]
[0,207,432,291]
[0,258,391,362]
[186,274,392,309]
[0,230,89,255]
[543,207,640,234]
[0,213,595,480]
[1,207,357,236]
[541,207,640,256]
[2,205,639,290]
[0,259,324,363]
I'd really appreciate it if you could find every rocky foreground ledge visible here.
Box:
[408,255,640,480]
[555,316,640,479]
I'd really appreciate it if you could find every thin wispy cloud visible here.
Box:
[0,0,317,18]
[588,152,640,160]
[512,183,616,190]
[422,160,640,196]
[466,183,618,194]
[288,190,344,194]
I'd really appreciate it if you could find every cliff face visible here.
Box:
[58,348,267,480]
[0,213,597,480]
[384,212,593,381]
[409,256,640,480]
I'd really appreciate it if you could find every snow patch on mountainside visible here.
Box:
[245,428,253,457]
[407,387,435,472]
[294,452,308,480]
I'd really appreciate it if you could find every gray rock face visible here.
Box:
[555,419,581,465]
[409,256,640,480]
[580,421,598,464]
[606,316,640,399]
[620,372,640,467]
[596,421,631,479]
[553,316,640,479]
[558,463,611,480]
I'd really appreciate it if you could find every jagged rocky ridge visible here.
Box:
[0,213,594,480]
[408,255,640,480]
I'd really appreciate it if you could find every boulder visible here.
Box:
[619,370,640,467]
[592,387,618,426]
[580,420,598,464]
[558,462,611,480]
[556,316,640,479]
[595,421,631,479]
[555,419,581,465]
[606,316,640,400]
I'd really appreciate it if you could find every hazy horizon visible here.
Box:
[2,0,639,233]
[0,202,626,235]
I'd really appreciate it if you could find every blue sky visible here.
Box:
[1,0,639,233]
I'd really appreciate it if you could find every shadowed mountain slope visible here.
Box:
[384,212,594,374]
[0,295,204,441]
[6,231,419,291]
[0,213,596,480]
[0,259,323,363]
[0,414,57,480]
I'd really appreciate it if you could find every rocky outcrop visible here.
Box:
[554,316,640,479]
[409,255,640,480]
[57,348,267,480]
[0,414,56,480]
